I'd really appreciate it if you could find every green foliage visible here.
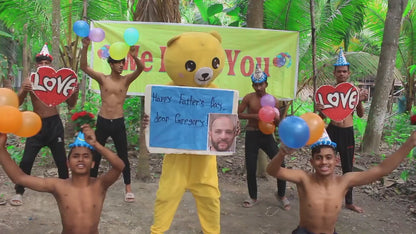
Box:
[383,112,415,147]
[123,96,142,149]
[7,145,23,164]
[221,167,231,173]
[400,170,409,181]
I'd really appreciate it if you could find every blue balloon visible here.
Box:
[73,20,90,37]
[278,116,310,149]
[124,28,139,46]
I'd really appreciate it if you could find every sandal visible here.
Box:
[9,194,23,206]
[242,198,257,208]
[124,192,135,203]
[275,192,291,210]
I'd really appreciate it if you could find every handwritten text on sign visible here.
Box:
[315,83,359,122]
[30,66,78,107]
[147,85,237,151]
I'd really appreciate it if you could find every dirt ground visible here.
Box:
[1,136,416,234]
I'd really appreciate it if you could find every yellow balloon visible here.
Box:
[0,106,22,133]
[14,111,42,137]
[109,42,129,60]
[0,88,19,108]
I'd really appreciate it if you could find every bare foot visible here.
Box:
[346,204,364,213]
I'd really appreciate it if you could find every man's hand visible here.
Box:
[359,88,369,102]
[82,37,91,48]
[142,114,150,129]
[129,46,137,58]
[81,124,97,147]
[21,78,32,92]
[279,143,296,155]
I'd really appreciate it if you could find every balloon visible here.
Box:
[300,112,325,145]
[89,28,105,42]
[0,88,19,108]
[109,42,129,60]
[258,120,275,135]
[14,111,42,137]
[0,106,22,133]
[278,116,310,149]
[258,106,276,123]
[73,20,90,37]
[260,94,276,107]
[273,107,280,119]
[124,28,140,46]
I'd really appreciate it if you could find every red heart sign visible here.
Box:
[315,83,359,121]
[30,66,78,107]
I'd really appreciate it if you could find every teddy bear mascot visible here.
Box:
[150,31,226,234]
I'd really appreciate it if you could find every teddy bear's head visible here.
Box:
[164,31,226,87]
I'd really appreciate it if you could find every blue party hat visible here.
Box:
[69,132,94,150]
[334,47,349,66]
[251,64,267,83]
[310,129,337,150]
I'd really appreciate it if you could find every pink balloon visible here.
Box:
[89,28,105,42]
[258,106,276,123]
[274,107,280,119]
[260,94,276,107]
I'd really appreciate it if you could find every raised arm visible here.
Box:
[80,37,106,84]
[124,46,144,85]
[266,144,306,184]
[355,88,368,118]
[81,125,124,189]
[0,133,57,193]
[66,84,79,108]
[345,131,416,187]
[18,78,32,105]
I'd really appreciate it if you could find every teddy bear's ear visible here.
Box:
[167,35,181,47]
[209,31,222,43]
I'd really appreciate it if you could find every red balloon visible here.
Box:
[258,120,275,135]
[14,111,42,137]
[300,112,325,145]
[258,106,276,123]
[0,106,22,133]
[0,88,19,108]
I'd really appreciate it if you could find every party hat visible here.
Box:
[69,132,94,150]
[251,64,267,83]
[333,47,349,66]
[310,129,337,150]
[36,43,53,61]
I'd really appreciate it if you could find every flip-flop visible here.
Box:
[124,192,135,203]
[9,194,23,206]
[275,191,291,210]
[242,198,257,208]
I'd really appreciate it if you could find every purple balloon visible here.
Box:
[260,94,276,107]
[89,28,105,42]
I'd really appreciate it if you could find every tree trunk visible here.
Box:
[362,0,407,154]
[246,0,269,177]
[133,0,180,181]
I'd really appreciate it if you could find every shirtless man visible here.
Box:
[316,49,368,213]
[0,124,125,234]
[238,65,290,209]
[11,43,78,206]
[80,37,144,202]
[267,131,416,234]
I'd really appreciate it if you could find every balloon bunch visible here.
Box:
[73,20,105,42]
[0,88,42,137]
[278,112,325,149]
[258,94,280,134]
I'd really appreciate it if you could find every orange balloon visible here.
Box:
[14,111,42,137]
[300,112,325,145]
[0,88,19,108]
[0,106,23,133]
[258,120,276,135]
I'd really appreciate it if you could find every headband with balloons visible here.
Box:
[73,20,140,60]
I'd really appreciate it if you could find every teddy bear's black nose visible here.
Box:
[202,73,209,79]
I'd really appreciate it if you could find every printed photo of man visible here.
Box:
[208,113,238,152]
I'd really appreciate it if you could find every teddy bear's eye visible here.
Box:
[212,57,220,69]
[185,60,196,72]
